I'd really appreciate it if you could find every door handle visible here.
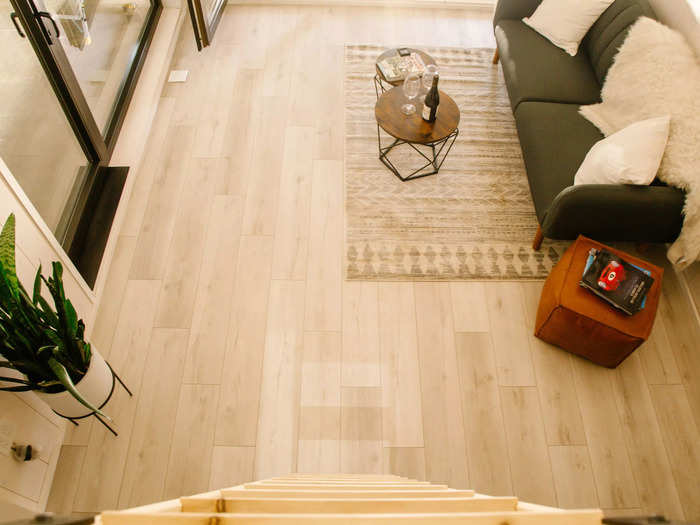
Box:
[36,11,60,43]
[10,12,26,37]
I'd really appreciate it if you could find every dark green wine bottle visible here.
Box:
[422,74,439,122]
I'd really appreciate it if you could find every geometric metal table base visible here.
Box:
[52,361,131,437]
[377,126,459,181]
[373,73,389,98]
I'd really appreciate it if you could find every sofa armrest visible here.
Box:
[541,184,685,243]
[493,0,542,29]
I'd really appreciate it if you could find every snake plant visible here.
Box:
[0,214,109,418]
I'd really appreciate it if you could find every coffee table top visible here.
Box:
[375,87,460,145]
[375,48,437,87]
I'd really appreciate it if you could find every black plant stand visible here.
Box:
[52,361,131,437]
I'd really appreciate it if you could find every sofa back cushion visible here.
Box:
[583,0,656,83]
[493,0,543,29]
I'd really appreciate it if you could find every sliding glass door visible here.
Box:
[0,7,90,233]
[42,0,155,134]
[186,0,224,50]
[4,0,160,273]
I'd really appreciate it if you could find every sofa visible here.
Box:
[493,0,685,250]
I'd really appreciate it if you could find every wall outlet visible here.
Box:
[168,70,188,83]
[0,419,16,457]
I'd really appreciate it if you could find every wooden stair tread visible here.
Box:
[220,489,475,499]
[272,474,406,477]
[97,475,603,524]
[180,496,518,513]
[100,510,604,524]
[253,480,431,485]
[243,483,448,490]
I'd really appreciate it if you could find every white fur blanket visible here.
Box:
[580,17,700,268]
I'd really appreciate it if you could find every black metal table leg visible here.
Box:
[373,74,388,98]
[434,128,459,172]
[376,125,459,181]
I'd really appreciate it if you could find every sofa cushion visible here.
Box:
[495,20,601,111]
[582,0,656,84]
[573,116,670,187]
[493,0,541,29]
[513,101,603,221]
[522,0,615,56]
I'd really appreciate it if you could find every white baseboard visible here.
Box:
[227,0,495,11]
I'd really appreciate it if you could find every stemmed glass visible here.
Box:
[422,64,439,91]
[402,72,421,115]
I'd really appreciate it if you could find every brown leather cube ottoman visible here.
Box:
[535,236,663,368]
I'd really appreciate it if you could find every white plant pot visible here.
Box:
[36,350,113,419]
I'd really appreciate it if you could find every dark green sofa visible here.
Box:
[493,0,685,249]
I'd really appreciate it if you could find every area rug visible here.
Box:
[344,44,568,280]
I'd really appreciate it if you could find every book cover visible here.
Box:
[378,52,426,82]
[579,249,654,316]
[583,251,651,310]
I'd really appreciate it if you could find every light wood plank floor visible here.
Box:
[47,5,700,521]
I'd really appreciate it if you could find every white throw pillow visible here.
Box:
[574,116,670,186]
[579,17,700,267]
[523,0,615,56]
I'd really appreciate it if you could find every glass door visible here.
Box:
[5,0,160,280]
[1,4,90,234]
[186,0,225,50]
[10,0,160,148]
[40,0,155,136]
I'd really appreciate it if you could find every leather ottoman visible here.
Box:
[535,235,663,368]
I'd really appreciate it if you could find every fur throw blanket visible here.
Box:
[580,17,700,268]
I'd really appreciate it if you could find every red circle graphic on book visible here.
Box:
[597,261,626,291]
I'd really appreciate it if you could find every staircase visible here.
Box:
[97,475,603,524]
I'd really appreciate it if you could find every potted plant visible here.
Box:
[0,213,112,419]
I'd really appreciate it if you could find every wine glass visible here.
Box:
[422,64,438,92]
[402,72,421,115]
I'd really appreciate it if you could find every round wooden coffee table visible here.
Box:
[375,86,460,181]
[374,48,437,95]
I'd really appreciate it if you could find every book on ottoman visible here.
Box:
[535,235,663,368]
[579,248,655,315]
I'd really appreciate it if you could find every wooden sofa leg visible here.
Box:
[492,48,499,64]
[532,225,544,251]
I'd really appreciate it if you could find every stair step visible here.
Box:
[270,475,408,481]
[180,496,518,514]
[100,510,604,525]
[220,489,475,499]
[267,478,413,483]
[254,479,430,485]
[243,483,448,491]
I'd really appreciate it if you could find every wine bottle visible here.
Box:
[422,74,439,122]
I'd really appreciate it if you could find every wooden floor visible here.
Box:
[46,5,700,522]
